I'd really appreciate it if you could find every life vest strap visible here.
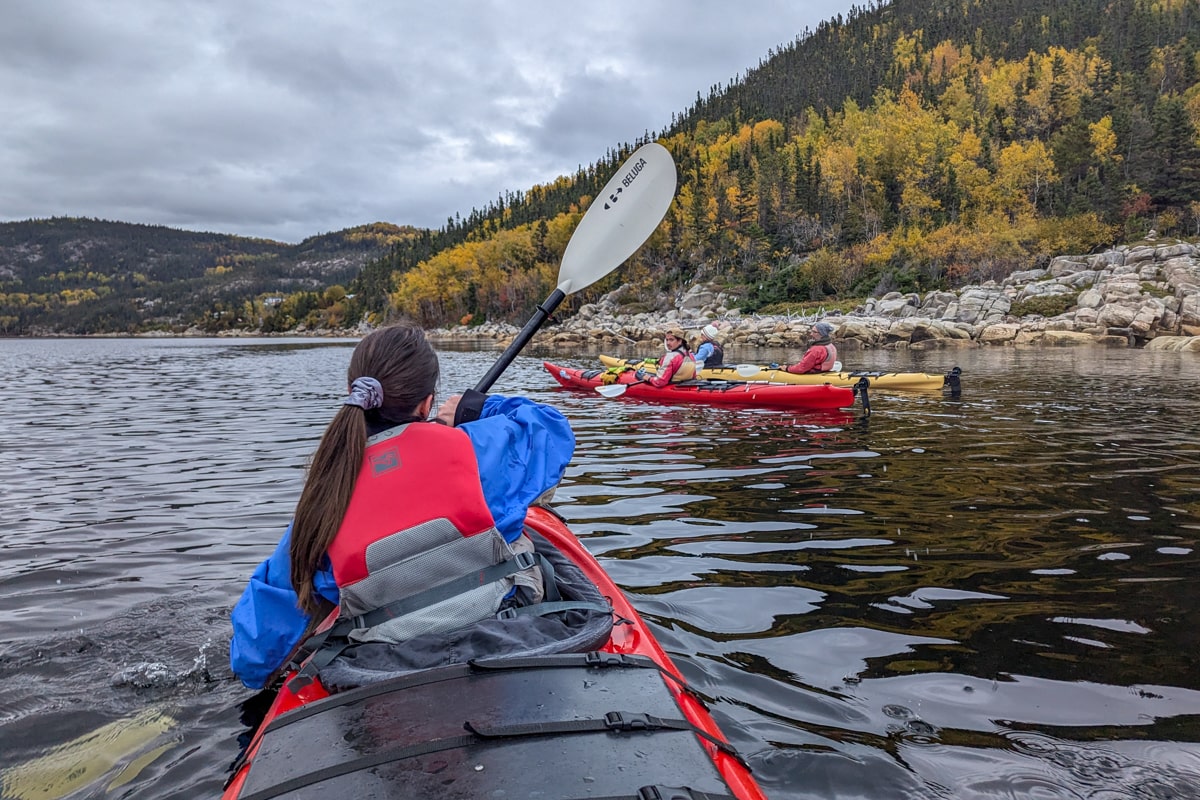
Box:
[537,551,561,601]
[496,599,613,619]
[284,551,539,691]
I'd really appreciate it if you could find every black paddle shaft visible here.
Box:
[473,288,566,394]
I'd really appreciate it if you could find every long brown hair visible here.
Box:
[289,322,440,614]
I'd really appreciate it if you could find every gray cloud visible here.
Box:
[0,0,852,242]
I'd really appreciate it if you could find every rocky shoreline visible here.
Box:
[427,238,1200,355]
[90,237,1200,354]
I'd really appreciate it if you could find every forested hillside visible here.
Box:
[3,0,1199,335]
[0,220,416,334]
[362,0,1200,329]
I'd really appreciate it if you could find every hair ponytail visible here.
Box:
[288,322,439,616]
[290,406,367,614]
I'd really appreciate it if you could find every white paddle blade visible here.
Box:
[558,142,678,294]
[833,360,843,372]
[594,383,629,398]
[735,364,762,377]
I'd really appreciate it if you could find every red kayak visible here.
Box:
[545,360,859,411]
[223,506,766,800]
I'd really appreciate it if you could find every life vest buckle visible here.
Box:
[513,550,537,571]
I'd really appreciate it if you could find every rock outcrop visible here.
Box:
[428,239,1200,352]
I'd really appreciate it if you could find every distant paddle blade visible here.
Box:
[557,142,677,294]
[594,384,629,397]
[833,360,843,372]
[735,364,762,378]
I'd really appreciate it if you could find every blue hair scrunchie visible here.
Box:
[343,376,383,410]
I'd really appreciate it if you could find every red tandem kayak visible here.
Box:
[222,506,766,800]
[545,360,859,411]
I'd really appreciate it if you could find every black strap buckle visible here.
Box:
[638,787,719,800]
[585,651,628,668]
[604,711,653,731]
[513,550,537,570]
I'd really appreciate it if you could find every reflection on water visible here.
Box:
[0,708,177,800]
[1,338,1199,798]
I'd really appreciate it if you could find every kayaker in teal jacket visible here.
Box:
[229,323,575,690]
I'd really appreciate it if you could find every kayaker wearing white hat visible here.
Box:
[785,321,839,374]
[694,324,724,370]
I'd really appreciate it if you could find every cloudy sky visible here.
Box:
[2,1,854,243]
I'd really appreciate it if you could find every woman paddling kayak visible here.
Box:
[228,322,576,691]
[221,323,768,800]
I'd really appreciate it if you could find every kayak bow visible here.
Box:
[223,507,766,800]
[547,361,857,411]
[598,354,961,393]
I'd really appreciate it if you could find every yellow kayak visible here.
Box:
[597,355,960,393]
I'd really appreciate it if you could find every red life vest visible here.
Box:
[325,423,530,643]
[819,342,838,372]
[327,422,495,586]
[658,348,696,382]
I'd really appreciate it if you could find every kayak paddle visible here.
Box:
[472,142,677,394]
[594,378,649,398]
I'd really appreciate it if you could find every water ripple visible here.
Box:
[3,341,1200,799]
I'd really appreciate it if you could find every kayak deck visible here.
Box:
[598,354,961,393]
[545,361,859,411]
[234,654,739,799]
[223,507,765,800]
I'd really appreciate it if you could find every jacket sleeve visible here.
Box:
[229,523,339,689]
[695,342,713,363]
[461,395,575,542]
[786,345,825,374]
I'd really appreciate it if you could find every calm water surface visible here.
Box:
[1,337,1199,799]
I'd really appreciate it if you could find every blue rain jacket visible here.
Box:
[229,395,575,689]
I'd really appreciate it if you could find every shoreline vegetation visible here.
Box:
[18,239,1200,356]
[438,238,1200,356]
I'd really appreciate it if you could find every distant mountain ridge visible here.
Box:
[0,218,418,334]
